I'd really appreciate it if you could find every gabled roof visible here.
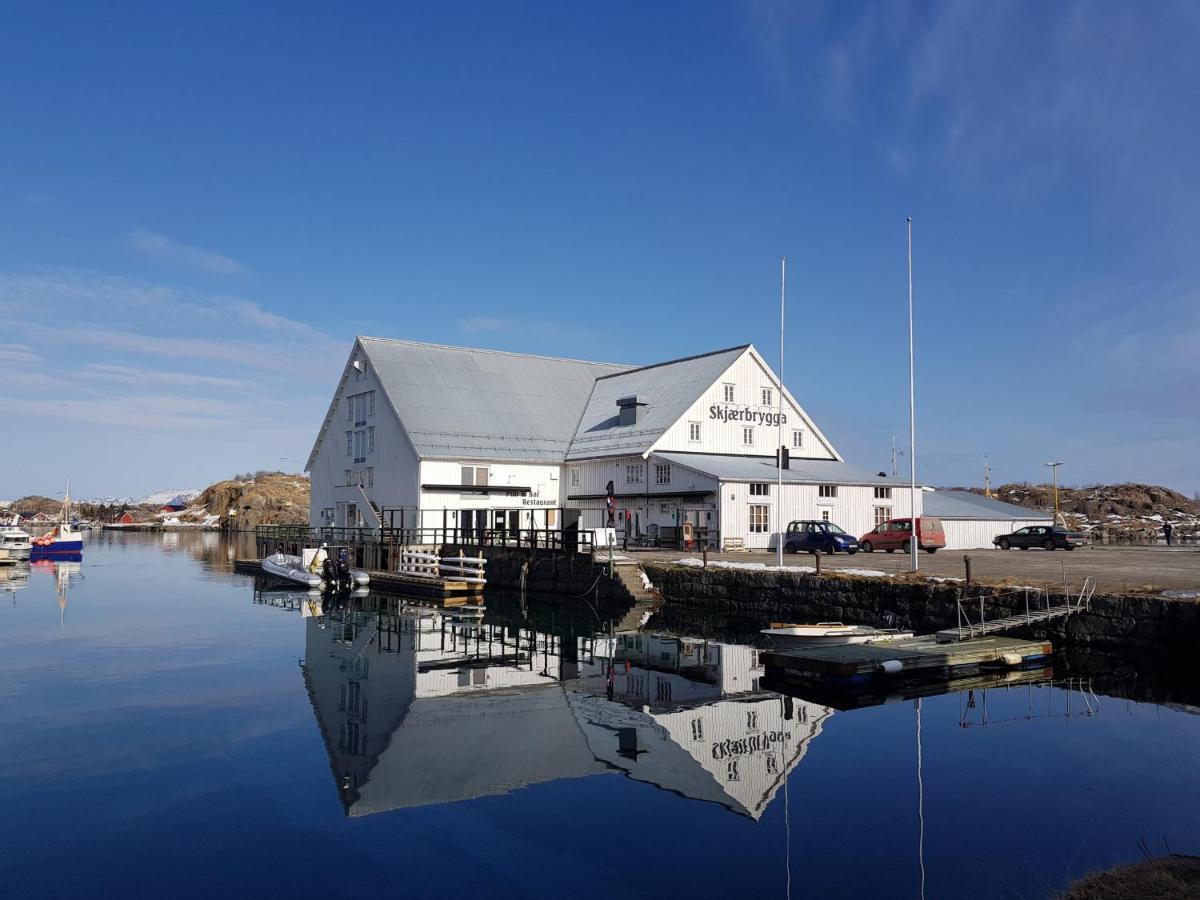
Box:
[654,452,917,487]
[565,346,749,461]
[345,337,629,463]
[924,489,1053,521]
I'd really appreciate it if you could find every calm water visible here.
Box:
[2,533,1198,899]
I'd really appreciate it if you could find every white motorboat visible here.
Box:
[761,622,914,648]
[0,525,32,563]
[261,551,370,588]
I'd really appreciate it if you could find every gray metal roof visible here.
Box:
[655,452,918,486]
[360,337,629,461]
[924,489,1053,521]
[565,346,749,460]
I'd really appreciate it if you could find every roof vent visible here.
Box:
[616,395,647,426]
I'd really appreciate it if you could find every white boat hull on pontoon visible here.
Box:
[762,622,913,648]
[261,553,369,588]
[0,526,33,563]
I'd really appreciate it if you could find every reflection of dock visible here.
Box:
[764,665,1056,711]
[763,635,1052,686]
[235,558,482,599]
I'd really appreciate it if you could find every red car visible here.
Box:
[859,517,946,554]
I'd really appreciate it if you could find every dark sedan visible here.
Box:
[993,525,1089,551]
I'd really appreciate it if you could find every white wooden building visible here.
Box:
[306,337,922,549]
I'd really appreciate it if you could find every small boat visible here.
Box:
[0,524,32,563]
[761,621,914,648]
[261,551,370,589]
[261,553,324,588]
[29,481,84,558]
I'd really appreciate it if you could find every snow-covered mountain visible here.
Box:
[137,488,202,507]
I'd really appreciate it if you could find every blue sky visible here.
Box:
[2,1,1197,498]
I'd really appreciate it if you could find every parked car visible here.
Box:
[993,525,1089,551]
[859,517,945,554]
[783,520,859,555]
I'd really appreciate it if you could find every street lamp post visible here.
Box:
[1044,461,1064,524]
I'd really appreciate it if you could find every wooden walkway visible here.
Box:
[763,635,1053,685]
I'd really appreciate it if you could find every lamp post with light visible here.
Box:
[1044,461,1064,525]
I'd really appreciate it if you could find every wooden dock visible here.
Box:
[762,635,1053,686]
[234,559,483,600]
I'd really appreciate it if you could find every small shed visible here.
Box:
[118,511,135,524]
[924,490,1053,550]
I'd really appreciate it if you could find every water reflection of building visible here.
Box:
[299,596,830,820]
[1,563,31,601]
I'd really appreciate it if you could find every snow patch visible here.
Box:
[1162,590,1200,600]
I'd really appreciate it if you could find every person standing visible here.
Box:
[1164,522,1174,547]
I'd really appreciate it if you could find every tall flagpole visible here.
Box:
[907,218,918,573]
[776,257,786,567]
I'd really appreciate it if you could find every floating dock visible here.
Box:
[234,559,484,600]
[762,635,1052,687]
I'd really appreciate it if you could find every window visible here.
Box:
[461,466,488,486]
[348,391,375,425]
[821,509,831,522]
[345,431,352,456]
[749,504,770,533]
[688,421,701,442]
[874,486,892,499]
[765,754,778,775]
[655,679,672,702]
[749,482,769,496]
[818,484,838,498]
[743,426,754,446]
[723,383,735,402]
[747,710,758,730]
[367,426,375,453]
[690,718,703,741]
[344,469,352,487]
[761,387,773,407]
[546,509,558,528]
[626,464,643,484]
[353,429,366,463]
[366,467,374,488]
[726,759,740,782]
[655,463,671,485]
[792,429,804,449]
[569,466,579,487]
[874,506,893,527]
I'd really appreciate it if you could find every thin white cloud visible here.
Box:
[128,228,247,276]
[0,343,40,364]
[84,362,245,390]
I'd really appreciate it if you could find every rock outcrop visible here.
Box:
[197,473,310,529]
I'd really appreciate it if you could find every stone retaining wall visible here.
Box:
[644,562,1200,652]
[442,544,637,605]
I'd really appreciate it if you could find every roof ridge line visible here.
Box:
[357,335,629,369]
[593,344,750,381]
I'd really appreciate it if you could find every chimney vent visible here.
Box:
[616,395,647,426]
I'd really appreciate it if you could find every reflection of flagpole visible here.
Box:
[785,768,792,900]
[776,256,786,567]
[916,698,926,900]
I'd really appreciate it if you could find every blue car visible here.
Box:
[783,520,859,555]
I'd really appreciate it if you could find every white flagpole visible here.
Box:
[907,218,918,573]
[776,257,787,566]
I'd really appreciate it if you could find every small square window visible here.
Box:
[874,486,892,500]
[819,484,838,498]
[749,483,769,496]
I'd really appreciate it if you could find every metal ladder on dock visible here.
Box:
[936,578,1095,644]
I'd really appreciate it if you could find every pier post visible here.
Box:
[963,555,973,585]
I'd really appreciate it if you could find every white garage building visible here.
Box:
[924,490,1053,550]
[306,337,921,549]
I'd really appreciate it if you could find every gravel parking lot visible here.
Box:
[635,545,1200,594]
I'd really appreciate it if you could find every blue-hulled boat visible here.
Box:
[30,481,84,557]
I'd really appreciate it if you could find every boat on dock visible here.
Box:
[0,522,32,563]
[260,551,370,589]
[762,622,914,648]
